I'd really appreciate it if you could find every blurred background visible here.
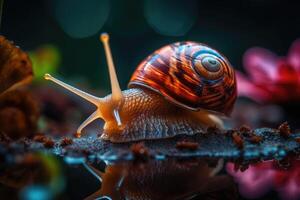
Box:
[2,0,300,132]
[2,0,300,90]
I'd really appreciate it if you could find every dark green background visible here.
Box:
[2,0,300,93]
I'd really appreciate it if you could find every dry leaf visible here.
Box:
[0,88,39,139]
[0,36,33,95]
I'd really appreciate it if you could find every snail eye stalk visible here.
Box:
[44,74,100,106]
[100,33,124,126]
[100,33,123,104]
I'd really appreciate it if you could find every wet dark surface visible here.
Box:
[1,119,300,200]
[2,128,299,162]
[62,128,300,161]
[1,127,300,200]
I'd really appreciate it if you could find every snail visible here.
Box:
[44,33,237,143]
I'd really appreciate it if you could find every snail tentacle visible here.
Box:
[45,33,125,133]
[77,110,102,137]
[100,33,123,105]
[100,33,124,127]
[113,109,122,126]
[44,74,108,135]
[44,74,101,106]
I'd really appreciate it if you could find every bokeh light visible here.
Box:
[52,0,110,38]
[144,0,198,36]
[29,45,61,81]
[20,185,52,200]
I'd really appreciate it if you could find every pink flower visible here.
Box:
[227,161,275,199]
[227,159,300,200]
[237,39,300,103]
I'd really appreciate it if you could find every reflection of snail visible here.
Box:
[83,159,237,200]
[45,33,237,142]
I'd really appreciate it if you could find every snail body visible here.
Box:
[45,33,236,143]
[100,87,219,142]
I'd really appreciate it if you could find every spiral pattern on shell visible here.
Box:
[129,42,237,116]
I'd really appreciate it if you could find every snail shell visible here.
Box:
[129,42,237,116]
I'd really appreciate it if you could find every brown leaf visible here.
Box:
[0,36,33,95]
[60,137,73,147]
[176,140,199,150]
[232,131,244,149]
[278,121,291,137]
[0,89,39,139]
[130,142,149,160]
